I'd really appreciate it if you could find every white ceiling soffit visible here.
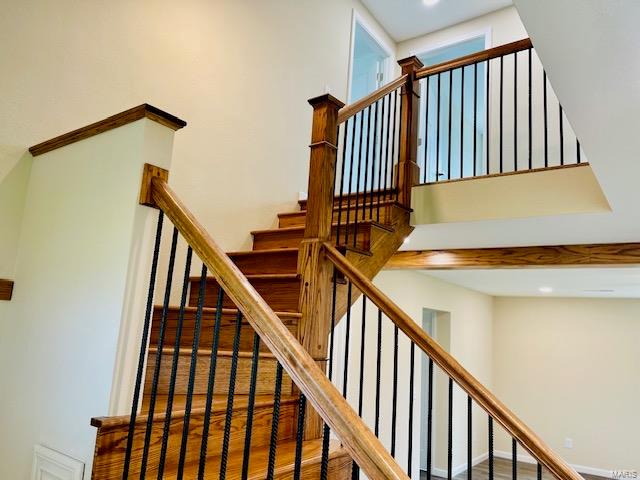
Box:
[424,268,640,298]
[361,0,514,42]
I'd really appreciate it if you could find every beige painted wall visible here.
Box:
[331,270,494,478]
[0,0,394,256]
[492,297,640,474]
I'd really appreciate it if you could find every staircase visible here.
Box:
[91,192,411,479]
[90,38,584,480]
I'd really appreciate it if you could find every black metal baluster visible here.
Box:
[426,358,434,480]
[362,105,372,222]
[395,90,403,201]
[123,211,163,479]
[473,63,478,176]
[447,377,453,480]
[177,263,208,479]
[351,110,365,248]
[267,364,284,479]
[514,51,518,171]
[537,462,543,480]
[499,55,504,173]
[486,59,490,174]
[407,342,415,476]
[374,309,383,436]
[391,324,399,457]
[577,139,581,164]
[543,71,549,167]
[293,394,307,480]
[344,117,357,245]
[197,287,225,479]
[157,246,193,478]
[369,101,379,217]
[389,90,399,199]
[468,395,473,480]
[528,48,533,169]
[342,282,353,398]
[141,227,179,477]
[460,66,465,178]
[447,69,454,180]
[351,294,368,480]
[513,439,518,479]
[240,333,261,479]
[424,77,431,182]
[377,95,388,221]
[436,73,441,181]
[559,104,565,165]
[336,120,349,245]
[218,311,243,480]
[489,417,494,480]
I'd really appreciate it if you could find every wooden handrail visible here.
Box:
[149,177,409,480]
[337,74,408,124]
[415,38,533,79]
[323,242,583,480]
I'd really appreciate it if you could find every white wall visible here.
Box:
[492,297,640,475]
[0,0,394,255]
[0,119,176,479]
[331,270,494,478]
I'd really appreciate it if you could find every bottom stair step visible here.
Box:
[167,439,352,479]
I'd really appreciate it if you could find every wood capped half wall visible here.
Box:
[386,243,640,270]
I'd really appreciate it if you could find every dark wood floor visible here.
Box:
[421,458,606,480]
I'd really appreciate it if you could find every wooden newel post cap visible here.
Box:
[397,56,424,74]
[308,93,345,110]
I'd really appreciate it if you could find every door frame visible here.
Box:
[346,9,395,103]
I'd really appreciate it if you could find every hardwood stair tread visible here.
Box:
[166,439,348,479]
[189,273,300,282]
[153,305,301,320]
[250,219,394,236]
[92,394,299,429]
[287,198,407,215]
[148,346,279,359]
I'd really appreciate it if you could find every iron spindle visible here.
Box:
[473,62,478,176]
[293,394,307,480]
[369,101,379,217]
[528,48,533,169]
[377,95,388,221]
[218,311,244,480]
[374,309,383,436]
[407,342,416,476]
[391,325,399,457]
[500,55,504,173]
[426,358,434,480]
[537,463,543,480]
[336,119,349,245]
[389,90,399,198]
[559,105,565,165]
[513,439,518,479]
[424,76,431,182]
[489,417,494,480]
[448,377,453,480]
[342,282,353,398]
[177,264,208,479]
[344,116,357,245]
[460,66,465,178]
[123,211,163,479]
[486,59,490,174]
[447,69,453,180]
[436,73,441,181]
[357,296,367,417]
[468,395,473,480]
[577,139,581,163]
[543,71,549,167]
[198,287,225,479]
[158,246,193,478]
[362,105,372,222]
[141,227,179,478]
[514,51,518,171]
[266,363,284,479]
[350,110,365,247]
[240,333,262,480]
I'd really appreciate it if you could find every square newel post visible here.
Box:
[397,56,424,208]
[297,93,344,440]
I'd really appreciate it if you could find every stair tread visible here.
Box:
[287,198,406,215]
[92,394,299,429]
[153,305,301,319]
[148,346,279,359]
[251,219,394,236]
[167,439,347,479]
[189,273,300,282]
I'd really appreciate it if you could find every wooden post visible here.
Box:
[297,93,344,439]
[396,56,424,208]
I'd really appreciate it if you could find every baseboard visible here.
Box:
[30,445,85,480]
[494,449,614,479]
[430,452,489,478]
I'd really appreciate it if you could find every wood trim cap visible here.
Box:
[29,104,187,156]
[308,94,345,109]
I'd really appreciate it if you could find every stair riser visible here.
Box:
[230,250,299,275]
[188,277,301,312]
[252,225,372,251]
[144,352,293,397]
[91,402,297,480]
[151,308,298,352]
[279,204,396,229]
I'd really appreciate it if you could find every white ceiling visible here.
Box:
[424,268,640,298]
[361,0,513,42]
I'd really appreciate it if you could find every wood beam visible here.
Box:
[386,243,640,270]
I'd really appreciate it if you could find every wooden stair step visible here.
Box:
[298,189,397,210]
[167,439,352,479]
[91,395,298,480]
[151,306,300,352]
[279,199,403,228]
[188,274,301,312]
[145,347,293,397]
[228,248,299,275]
[251,221,393,252]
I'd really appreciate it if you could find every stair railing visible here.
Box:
[114,173,410,479]
[322,241,584,480]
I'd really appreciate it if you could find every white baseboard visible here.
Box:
[494,449,614,479]
[430,452,489,478]
[31,445,85,480]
